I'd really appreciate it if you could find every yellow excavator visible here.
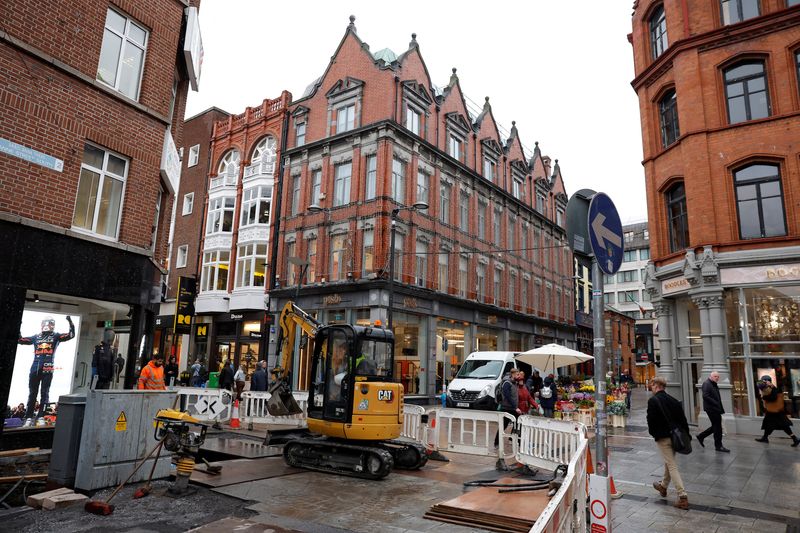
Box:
[266,301,427,479]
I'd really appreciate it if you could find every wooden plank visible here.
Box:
[42,493,88,510]
[0,474,48,483]
[26,487,73,509]
[0,448,39,458]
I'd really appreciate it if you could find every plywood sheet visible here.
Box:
[190,457,302,488]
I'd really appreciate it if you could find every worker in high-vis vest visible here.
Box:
[138,355,166,390]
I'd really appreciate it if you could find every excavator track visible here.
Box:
[378,440,428,470]
[283,438,395,480]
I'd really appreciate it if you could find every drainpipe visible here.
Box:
[268,102,291,358]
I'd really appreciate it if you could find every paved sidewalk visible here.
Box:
[607,388,800,533]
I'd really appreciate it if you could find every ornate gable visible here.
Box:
[325,77,365,99]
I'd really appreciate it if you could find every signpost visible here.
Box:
[566,190,624,532]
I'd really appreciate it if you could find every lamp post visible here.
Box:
[387,201,428,331]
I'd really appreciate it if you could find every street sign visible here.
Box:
[566,188,596,258]
[588,193,624,276]
[196,396,223,417]
[589,473,610,531]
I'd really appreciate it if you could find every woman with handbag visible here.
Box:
[646,376,691,510]
[754,375,800,447]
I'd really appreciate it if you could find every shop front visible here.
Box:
[207,312,265,378]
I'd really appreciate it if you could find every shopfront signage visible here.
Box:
[0,137,63,172]
[323,294,342,306]
[661,276,690,296]
[160,128,180,194]
[173,277,196,335]
[402,297,418,309]
[720,263,800,285]
[182,6,203,91]
[230,313,243,320]
[195,324,208,340]
[249,332,262,339]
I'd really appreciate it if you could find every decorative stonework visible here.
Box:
[204,234,232,251]
[238,226,268,243]
[699,245,719,285]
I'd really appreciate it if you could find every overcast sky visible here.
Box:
[185,1,647,223]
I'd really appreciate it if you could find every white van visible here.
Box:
[445,351,531,411]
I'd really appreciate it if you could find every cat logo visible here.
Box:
[377,390,393,402]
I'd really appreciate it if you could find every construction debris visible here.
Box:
[41,492,89,510]
[26,487,72,509]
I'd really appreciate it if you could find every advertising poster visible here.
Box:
[8,311,80,417]
[756,367,777,388]
[790,369,800,398]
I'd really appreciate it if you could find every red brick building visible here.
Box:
[186,93,291,375]
[270,18,575,398]
[0,0,201,425]
[630,0,800,431]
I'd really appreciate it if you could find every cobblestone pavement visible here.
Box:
[607,388,800,533]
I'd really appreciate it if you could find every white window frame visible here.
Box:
[406,105,421,135]
[295,122,306,147]
[333,162,352,206]
[176,245,188,268]
[311,169,322,206]
[493,267,502,306]
[207,196,235,234]
[512,179,522,199]
[291,174,302,215]
[201,250,230,292]
[236,243,268,288]
[439,183,451,224]
[416,170,429,206]
[241,185,272,227]
[415,241,427,286]
[392,157,406,204]
[478,202,486,240]
[72,143,128,240]
[459,256,468,298]
[182,193,194,216]
[438,249,448,292]
[336,104,356,133]
[459,192,469,232]
[448,134,462,161]
[330,234,347,281]
[483,157,496,182]
[96,8,148,101]
[188,144,200,167]
[365,156,377,200]
[362,230,374,277]
[509,273,516,309]
[477,264,486,301]
[493,208,502,244]
[306,238,317,284]
[393,236,403,282]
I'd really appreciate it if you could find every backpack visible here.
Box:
[540,385,553,399]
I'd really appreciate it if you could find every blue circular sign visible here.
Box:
[588,193,624,276]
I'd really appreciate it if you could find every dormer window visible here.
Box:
[406,106,421,135]
[326,77,364,137]
[449,135,462,161]
[336,104,355,133]
[483,157,496,182]
[512,179,522,199]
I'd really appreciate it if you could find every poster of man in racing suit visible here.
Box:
[17,315,75,426]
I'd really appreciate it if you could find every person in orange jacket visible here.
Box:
[138,355,166,390]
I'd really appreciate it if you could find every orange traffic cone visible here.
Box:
[609,449,622,499]
[230,399,241,429]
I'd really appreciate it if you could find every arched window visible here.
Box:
[251,136,277,164]
[724,61,770,124]
[649,5,668,60]
[217,149,240,176]
[734,163,786,239]
[658,89,680,148]
[665,182,689,252]
[720,0,760,25]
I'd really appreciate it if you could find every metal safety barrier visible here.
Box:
[174,387,233,423]
[433,408,517,461]
[516,416,585,472]
[240,390,310,428]
[528,426,588,533]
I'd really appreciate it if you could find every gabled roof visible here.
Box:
[325,76,365,98]
[402,80,434,106]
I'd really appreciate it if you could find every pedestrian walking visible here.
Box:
[754,375,800,447]
[517,370,534,414]
[647,376,690,509]
[219,360,234,392]
[493,368,521,448]
[190,359,203,387]
[137,355,166,390]
[234,364,247,400]
[697,371,730,452]
[538,375,557,418]
[251,361,268,392]
[164,355,179,387]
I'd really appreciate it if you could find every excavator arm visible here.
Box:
[266,301,320,416]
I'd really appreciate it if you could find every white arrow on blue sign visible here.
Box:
[588,193,624,276]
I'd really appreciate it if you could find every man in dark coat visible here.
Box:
[494,368,520,447]
[251,362,268,392]
[92,329,117,390]
[647,376,691,510]
[697,371,729,452]
[219,360,234,391]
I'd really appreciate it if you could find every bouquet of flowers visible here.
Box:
[556,400,576,413]
[607,401,629,416]
[578,384,596,393]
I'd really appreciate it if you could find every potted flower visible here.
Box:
[607,400,628,428]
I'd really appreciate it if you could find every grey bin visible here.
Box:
[48,392,87,488]
[74,390,175,491]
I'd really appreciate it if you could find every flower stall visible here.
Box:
[607,399,629,428]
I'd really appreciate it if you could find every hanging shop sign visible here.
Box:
[173,276,196,335]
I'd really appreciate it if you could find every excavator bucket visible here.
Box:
[267,381,303,416]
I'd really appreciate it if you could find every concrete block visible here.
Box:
[42,493,88,510]
[25,488,73,509]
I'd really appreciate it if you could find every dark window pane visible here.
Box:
[762,197,786,237]
[738,199,761,238]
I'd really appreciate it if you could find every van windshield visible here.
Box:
[455,359,503,379]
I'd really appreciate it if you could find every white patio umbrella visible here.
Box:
[515,343,594,376]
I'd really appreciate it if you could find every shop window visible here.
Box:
[311,169,322,207]
[734,163,786,239]
[362,230,374,277]
[416,170,429,206]
[752,360,800,418]
[724,61,770,124]
[415,241,427,286]
[720,0,760,25]
[365,156,377,200]
[241,185,271,226]
[333,162,352,206]
[659,89,680,147]
[96,8,147,100]
[437,320,466,385]
[202,250,230,291]
[72,143,128,239]
[666,182,689,252]
[188,144,200,167]
[206,197,234,234]
[236,243,267,288]
[649,4,668,59]
[392,157,406,204]
[394,313,428,394]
